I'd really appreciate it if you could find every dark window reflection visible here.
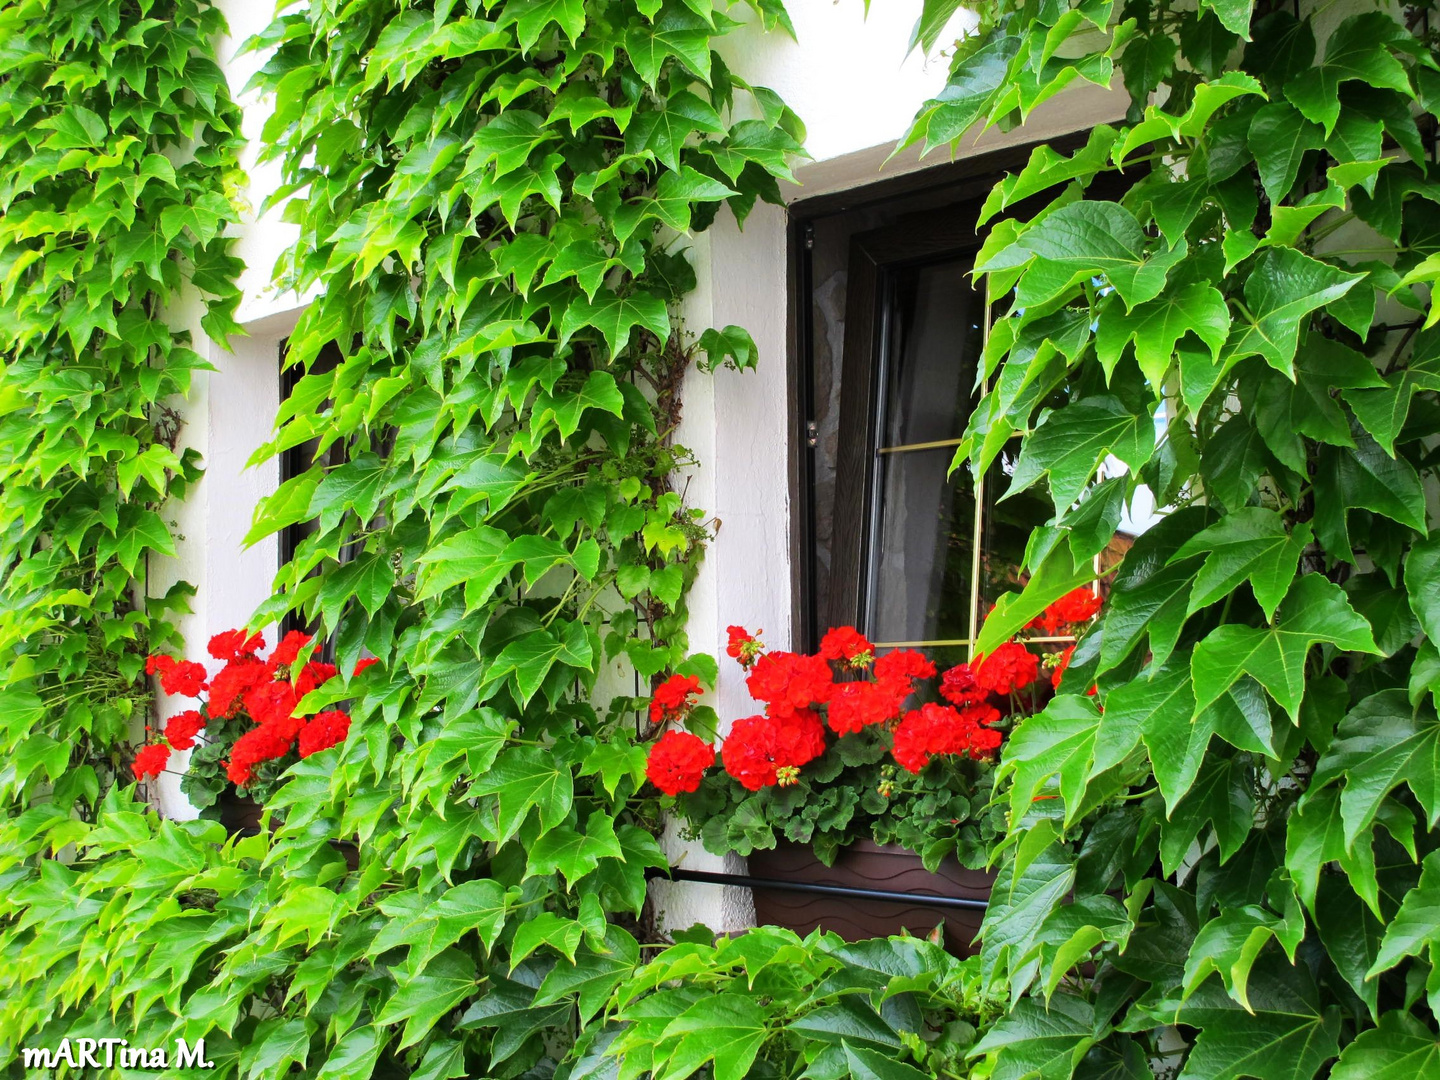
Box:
[864,259,983,646]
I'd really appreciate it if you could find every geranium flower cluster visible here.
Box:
[642,589,1105,797]
[131,628,376,787]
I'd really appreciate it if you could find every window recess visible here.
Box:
[792,138,1118,664]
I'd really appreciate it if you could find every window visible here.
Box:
[791,139,1113,665]
[278,340,350,656]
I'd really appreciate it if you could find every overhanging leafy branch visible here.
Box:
[905,0,1440,1073]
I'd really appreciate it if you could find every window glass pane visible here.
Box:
[867,447,975,645]
[879,260,983,448]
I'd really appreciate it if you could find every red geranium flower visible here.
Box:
[974,641,1039,695]
[295,661,339,699]
[164,709,206,751]
[939,661,986,706]
[746,652,834,718]
[298,710,351,757]
[873,649,937,698]
[721,711,827,790]
[1039,587,1103,634]
[819,626,875,668]
[146,654,176,678]
[132,743,170,781]
[208,629,264,662]
[1051,645,1075,690]
[965,717,1004,759]
[649,673,702,726]
[271,630,313,667]
[891,702,1002,773]
[726,625,764,669]
[774,709,827,771]
[353,657,379,676]
[243,681,302,738]
[826,681,902,736]
[226,722,294,786]
[645,730,715,796]
[207,657,269,718]
[159,659,207,698]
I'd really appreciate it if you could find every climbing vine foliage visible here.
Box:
[0,0,242,810]
[906,0,1440,1074]
[0,0,802,1076]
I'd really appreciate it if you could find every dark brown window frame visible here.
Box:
[278,340,350,653]
[786,134,1096,654]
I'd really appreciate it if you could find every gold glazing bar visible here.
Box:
[876,438,965,455]
[873,640,972,648]
[872,635,1078,650]
[968,306,989,663]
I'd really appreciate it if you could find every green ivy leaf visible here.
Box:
[1182,896,1304,1012]
[976,542,1096,655]
[1173,960,1340,1080]
[1310,691,1440,848]
[1013,201,1186,309]
[1368,849,1440,979]
[374,949,477,1050]
[526,811,623,885]
[471,746,576,844]
[1159,756,1254,875]
[1118,657,1201,812]
[997,695,1105,824]
[969,993,1099,1075]
[1007,396,1157,514]
[559,290,670,360]
[500,0,588,52]
[842,1041,931,1080]
[1247,102,1323,204]
[1314,433,1428,563]
[314,1026,385,1080]
[1223,248,1363,376]
[1342,350,1440,456]
[1095,283,1230,388]
[242,1018,311,1080]
[1198,0,1255,38]
[1284,14,1414,135]
[1285,787,1379,916]
[1409,535,1440,647]
[533,927,641,1025]
[625,5,714,87]
[1330,1010,1440,1078]
[658,994,769,1080]
[1191,574,1381,722]
[1171,508,1311,621]
[414,525,518,612]
[899,31,1018,154]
